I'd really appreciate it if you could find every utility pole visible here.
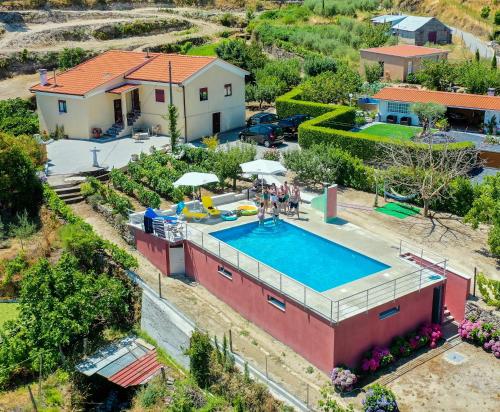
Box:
[38,354,42,399]
[168,61,173,106]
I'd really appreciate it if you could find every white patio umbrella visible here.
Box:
[173,172,219,188]
[240,159,286,194]
[173,172,219,200]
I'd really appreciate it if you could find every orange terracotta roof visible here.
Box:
[373,87,500,111]
[361,45,448,58]
[29,51,217,96]
[106,83,139,94]
[30,50,154,96]
[125,54,216,83]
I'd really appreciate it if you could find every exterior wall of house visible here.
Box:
[183,64,246,139]
[36,93,91,138]
[135,84,186,138]
[184,241,336,372]
[395,19,451,46]
[333,284,439,367]
[378,99,420,125]
[87,92,118,137]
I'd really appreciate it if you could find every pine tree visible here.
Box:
[492,55,498,70]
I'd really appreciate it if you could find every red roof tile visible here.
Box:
[108,350,162,388]
[106,83,139,94]
[125,53,215,83]
[30,50,153,96]
[361,45,448,58]
[30,51,217,96]
[373,87,500,111]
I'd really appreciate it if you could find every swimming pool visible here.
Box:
[210,220,390,292]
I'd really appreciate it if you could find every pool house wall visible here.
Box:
[131,225,468,372]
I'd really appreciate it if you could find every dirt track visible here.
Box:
[0,7,228,52]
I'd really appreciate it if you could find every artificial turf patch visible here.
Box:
[375,202,420,219]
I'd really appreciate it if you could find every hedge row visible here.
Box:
[276,88,475,161]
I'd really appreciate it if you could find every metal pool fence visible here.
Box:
[184,225,448,323]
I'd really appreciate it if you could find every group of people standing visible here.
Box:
[257,181,301,224]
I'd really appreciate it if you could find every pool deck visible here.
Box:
[186,200,445,322]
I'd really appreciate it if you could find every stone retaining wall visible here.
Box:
[465,300,500,329]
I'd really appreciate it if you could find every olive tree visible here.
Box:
[411,102,446,137]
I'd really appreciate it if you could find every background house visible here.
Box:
[360,45,449,81]
[391,16,452,46]
[371,14,407,27]
[373,87,500,131]
[30,50,248,141]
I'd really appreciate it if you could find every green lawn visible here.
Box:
[0,303,19,327]
[187,42,220,57]
[362,123,422,140]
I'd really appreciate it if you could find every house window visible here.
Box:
[199,87,208,101]
[217,265,232,280]
[267,295,286,311]
[387,102,409,114]
[224,83,232,97]
[155,89,165,103]
[58,100,67,113]
[379,306,400,320]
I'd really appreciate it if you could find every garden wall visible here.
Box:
[276,88,475,161]
[443,270,471,322]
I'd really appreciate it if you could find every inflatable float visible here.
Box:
[237,205,258,216]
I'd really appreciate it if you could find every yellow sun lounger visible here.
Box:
[201,196,221,217]
[182,206,208,222]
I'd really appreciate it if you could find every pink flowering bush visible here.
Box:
[419,323,442,349]
[330,367,357,392]
[361,347,394,372]
[460,318,499,359]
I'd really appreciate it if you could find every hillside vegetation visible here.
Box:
[397,0,497,39]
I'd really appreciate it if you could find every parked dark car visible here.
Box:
[239,124,284,147]
[246,112,279,127]
[278,114,313,138]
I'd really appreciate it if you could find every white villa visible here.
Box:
[30,50,249,141]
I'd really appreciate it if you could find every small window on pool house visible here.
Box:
[267,295,286,311]
[379,305,400,320]
[217,265,232,280]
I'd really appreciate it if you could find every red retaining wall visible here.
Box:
[443,271,471,322]
[184,242,336,372]
[133,227,170,276]
[333,285,437,368]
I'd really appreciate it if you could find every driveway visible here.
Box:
[451,26,496,59]
[190,127,300,158]
[46,135,170,175]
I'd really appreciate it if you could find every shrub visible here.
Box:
[362,384,399,412]
[0,99,39,136]
[304,54,337,77]
[186,330,213,388]
[419,323,442,349]
[459,318,500,358]
[361,347,394,373]
[476,273,500,308]
[262,148,281,161]
[330,367,357,392]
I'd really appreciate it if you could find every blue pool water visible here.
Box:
[210,220,390,292]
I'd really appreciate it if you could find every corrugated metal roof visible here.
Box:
[392,16,434,32]
[371,14,407,24]
[109,351,163,387]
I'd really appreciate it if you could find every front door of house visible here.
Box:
[212,112,221,134]
[428,31,437,43]
[431,285,443,324]
[113,99,122,124]
[131,89,140,112]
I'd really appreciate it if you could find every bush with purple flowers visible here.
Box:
[361,347,394,373]
[362,384,399,412]
[419,323,442,349]
[330,367,357,392]
[459,317,500,359]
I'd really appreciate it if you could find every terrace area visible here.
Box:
[130,197,450,323]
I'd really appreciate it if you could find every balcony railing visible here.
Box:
[184,225,447,323]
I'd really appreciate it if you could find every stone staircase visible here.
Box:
[103,110,142,139]
[50,170,110,204]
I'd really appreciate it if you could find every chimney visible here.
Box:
[39,69,47,86]
[487,87,496,96]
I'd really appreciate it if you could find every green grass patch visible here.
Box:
[376,202,420,219]
[362,123,422,140]
[187,42,219,56]
[0,303,19,327]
